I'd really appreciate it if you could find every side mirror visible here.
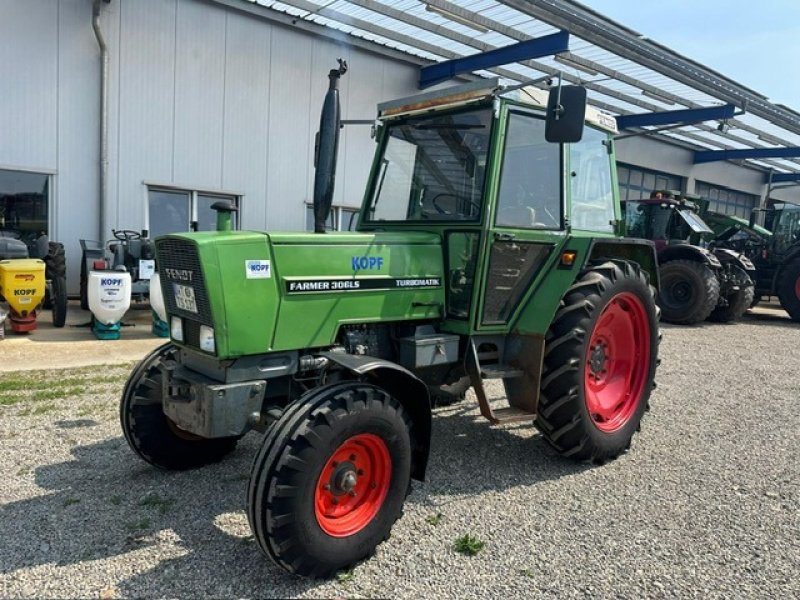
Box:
[545,85,587,144]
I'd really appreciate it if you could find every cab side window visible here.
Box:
[570,127,615,233]
[495,113,561,229]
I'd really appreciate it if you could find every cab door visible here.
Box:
[476,108,566,330]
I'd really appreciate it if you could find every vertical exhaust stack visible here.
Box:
[313,59,348,233]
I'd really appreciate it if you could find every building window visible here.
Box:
[617,164,683,202]
[305,204,359,232]
[147,187,239,238]
[694,181,758,219]
[0,169,50,236]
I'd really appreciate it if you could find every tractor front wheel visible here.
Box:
[247,382,412,578]
[657,259,720,324]
[120,343,239,470]
[777,258,800,322]
[536,260,659,463]
[708,266,754,323]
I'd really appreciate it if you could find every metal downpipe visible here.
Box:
[92,0,109,241]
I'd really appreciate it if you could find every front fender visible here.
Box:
[659,243,721,269]
[712,247,755,272]
[319,352,431,481]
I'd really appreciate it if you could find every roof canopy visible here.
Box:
[233,0,800,181]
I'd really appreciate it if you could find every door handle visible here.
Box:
[494,232,515,241]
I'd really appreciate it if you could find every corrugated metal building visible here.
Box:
[0,0,797,292]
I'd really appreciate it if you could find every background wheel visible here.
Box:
[536,260,660,464]
[707,267,755,323]
[120,344,239,470]
[658,259,720,324]
[42,242,66,310]
[247,382,412,578]
[79,250,89,311]
[776,258,800,322]
[50,276,68,328]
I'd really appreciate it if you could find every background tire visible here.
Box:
[776,258,800,322]
[79,250,89,311]
[658,259,720,324]
[42,242,66,310]
[536,260,659,464]
[120,344,239,470]
[50,276,68,328]
[708,267,755,323]
[247,382,412,578]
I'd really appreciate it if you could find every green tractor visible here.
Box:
[120,70,661,577]
[622,191,755,324]
[703,202,800,321]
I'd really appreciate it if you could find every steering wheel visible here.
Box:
[430,193,481,217]
[113,229,141,241]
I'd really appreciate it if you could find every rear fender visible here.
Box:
[658,244,721,269]
[319,352,431,481]
[586,238,660,289]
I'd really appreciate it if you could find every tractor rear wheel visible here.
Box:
[536,260,659,464]
[120,343,239,470]
[658,259,720,324]
[79,250,89,310]
[42,242,66,310]
[777,258,800,322]
[708,267,755,323]
[50,276,68,328]
[247,381,412,578]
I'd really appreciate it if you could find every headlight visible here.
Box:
[170,316,184,342]
[199,325,215,353]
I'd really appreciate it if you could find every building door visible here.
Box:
[0,169,50,239]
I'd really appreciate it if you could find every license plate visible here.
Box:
[173,283,197,313]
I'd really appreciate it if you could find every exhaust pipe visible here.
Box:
[312,59,348,233]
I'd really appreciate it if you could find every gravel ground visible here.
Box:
[0,306,798,598]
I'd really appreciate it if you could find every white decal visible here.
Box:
[245,259,271,279]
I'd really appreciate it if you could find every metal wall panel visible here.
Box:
[56,0,102,276]
[221,10,271,230]
[0,0,58,170]
[116,0,177,229]
[173,0,226,189]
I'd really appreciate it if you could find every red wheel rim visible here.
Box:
[315,433,392,537]
[794,276,800,301]
[584,292,651,433]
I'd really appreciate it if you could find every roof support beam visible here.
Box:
[772,172,800,183]
[616,104,736,130]
[418,30,570,88]
[694,147,800,164]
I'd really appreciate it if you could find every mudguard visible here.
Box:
[712,247,756,272]
[659,243,721,269]
[319,351,432,481]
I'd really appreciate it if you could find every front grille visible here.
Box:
[156,238,213,330]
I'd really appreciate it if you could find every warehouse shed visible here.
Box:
[0,0,798,292]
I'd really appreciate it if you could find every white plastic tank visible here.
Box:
[87,271,132,325]
[149,272,167,322]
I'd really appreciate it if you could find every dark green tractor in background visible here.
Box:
[119,72,662,578]
[623,191,755,324]
[704,202,800,321]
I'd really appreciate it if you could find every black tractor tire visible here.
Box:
[248,382,412,578]
[536,260,660,464]
[42,242,66,309]
[120,343,239,470]
[658,259,720,325]
[776,257,800,322]
[708,268,755,323]
[79,250,89,311]
[50,276,68,328]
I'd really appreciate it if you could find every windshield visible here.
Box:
[773,205,800,252]
[677,208,713,234]
[367,108,492,222]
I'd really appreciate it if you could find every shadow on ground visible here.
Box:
[1,399,585,596]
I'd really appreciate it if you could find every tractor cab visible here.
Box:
[358,80,625,334]
[623,190,713,251]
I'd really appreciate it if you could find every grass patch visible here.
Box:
[63,496,80,507]
[110,494,123,506]
[426,513,443,526]
[139,493,174,514]
[33,386,89,403]
[20,403,57,416]
[520,567,535,578]
[336,570,355,583]
[453,534,485,556]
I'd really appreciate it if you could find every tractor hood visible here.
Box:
[155,231,444,359]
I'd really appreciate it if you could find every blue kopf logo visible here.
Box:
[101,278,123,286]
[352,256,384,271]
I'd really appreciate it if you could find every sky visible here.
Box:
[577,0,800,110]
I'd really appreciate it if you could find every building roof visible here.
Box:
[230,0,800,182]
